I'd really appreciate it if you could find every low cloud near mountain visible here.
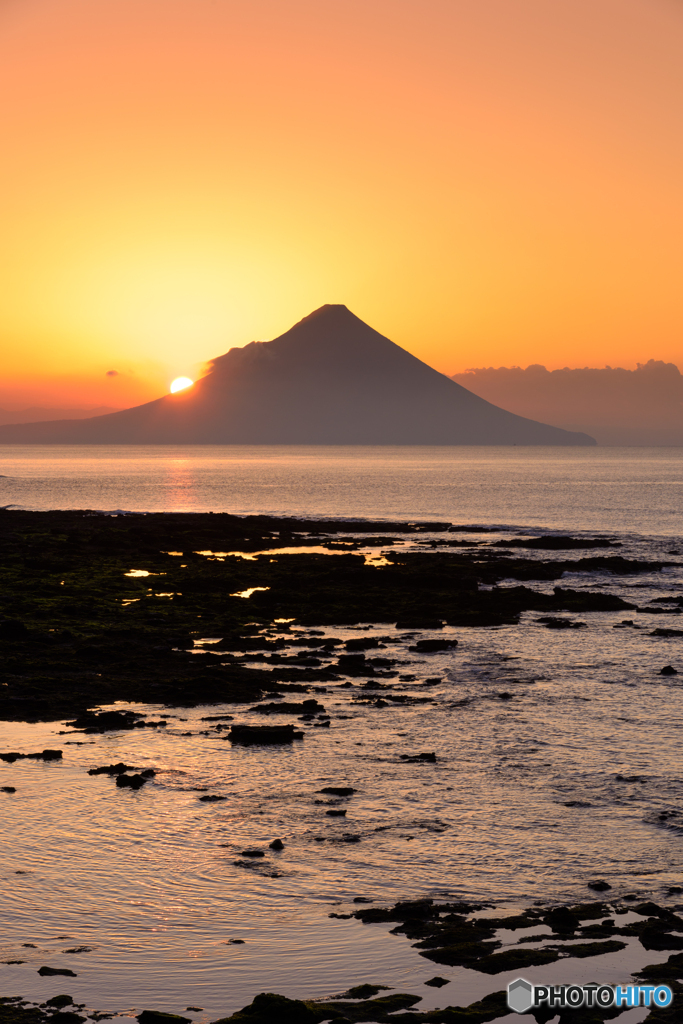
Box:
[452,360,683,445]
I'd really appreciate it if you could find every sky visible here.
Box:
[1,0,682,408]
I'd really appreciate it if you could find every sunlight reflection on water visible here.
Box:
[1,444,682,534]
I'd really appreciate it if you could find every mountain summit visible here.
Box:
[0,305,595,444]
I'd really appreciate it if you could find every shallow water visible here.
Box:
[2,452,683,1019]
[2,522,683,1020]
[1,444,683,535]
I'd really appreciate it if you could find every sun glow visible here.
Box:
[170,377,194,393]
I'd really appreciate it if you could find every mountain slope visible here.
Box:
[0,305,595,444]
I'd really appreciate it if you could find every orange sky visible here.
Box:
[1,0,682,408]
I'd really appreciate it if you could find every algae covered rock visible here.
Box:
[211,993,318,1023]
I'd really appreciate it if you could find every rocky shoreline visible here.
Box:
[0,509,672,723]
[2,509,683,1023]
[4,886,682,1024]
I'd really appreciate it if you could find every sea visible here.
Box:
[1,445,683,1023]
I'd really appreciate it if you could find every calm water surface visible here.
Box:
[1,445,682,534]
[1,447,683,1021]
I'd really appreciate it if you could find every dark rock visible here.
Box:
[587,879,612,891]
[344,638,382,650]
[338,984,390,998]
[45,996,74,1008]
[210,992,318,1023]
[136,1013,192,1024]
[269,839,284,850]
[336,654,368,674]
[65,709,144,732]
[395,619,444,629]
[536,616,587,629]
[250,699,325,715]
[37,966,77,977]
[325,809,347,817]
[226,939,245,944]
[543,907,579,932]
[495,535,620,550]
[409,639,458,653]
[424,977,450,988]
[661,665,678,675]
[1,786,16,793]
[650,628,683,637]
[115,773,148,790]
[0,749,62,763]
[468,940,627,974]
[399,752,437,763]
[0,618,27,638]
[240,849,265,857]
[319,787,356,797]
[199,795,227,802]
[88,762,137,775]
[228,724,303,744]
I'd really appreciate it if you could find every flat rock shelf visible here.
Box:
[1,509,683,1022]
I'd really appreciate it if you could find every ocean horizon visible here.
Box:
[2,444,683,535]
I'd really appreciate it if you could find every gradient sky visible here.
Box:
[1,0,682,408]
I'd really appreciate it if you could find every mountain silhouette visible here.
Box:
[0,305,595,444]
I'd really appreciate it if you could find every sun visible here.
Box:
[170,377,194,393]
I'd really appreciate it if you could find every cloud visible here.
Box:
[452,360,683,445]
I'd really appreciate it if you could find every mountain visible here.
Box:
[0,405,120,426]
[0,306,595,445]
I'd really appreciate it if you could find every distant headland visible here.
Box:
[0,305,595,445]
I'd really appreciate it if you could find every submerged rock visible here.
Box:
[409,639,458,653]
[249,699,325,715]
[228,723,303,744]
[337,984,390,998]
[0,749,62,763]
[115,773,149,790]
[88,762,138,775]
[66,710,143,731]
[536,616,587,629]
[137,1013,192,1024]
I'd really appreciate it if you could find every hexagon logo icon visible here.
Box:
[507,977,534,1013]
